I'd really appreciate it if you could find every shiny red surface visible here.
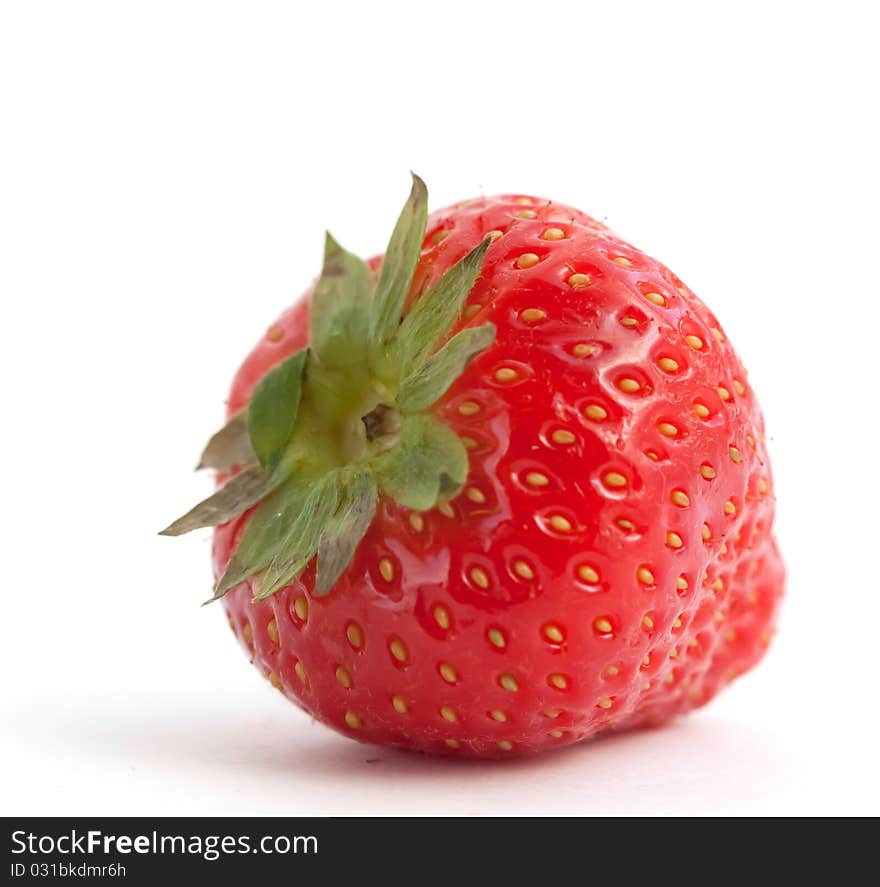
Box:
[213,195,784,757]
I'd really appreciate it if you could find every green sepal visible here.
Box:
[394,236,491,376]
[372,413,468,510]
[397,323,496,413]
[196,410,254,471]
[369,173,429,372]
[254,471,343,600]
[209,469,340,602]
[309,234,373,371]
[159,466,268,537]
[169,174,499,605]
[247,348,308,475]
[315,470,377,596]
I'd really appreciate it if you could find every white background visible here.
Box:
[2,1,878,816]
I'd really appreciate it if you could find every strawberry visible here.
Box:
[163,176,784,757]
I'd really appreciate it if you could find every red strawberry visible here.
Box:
[163,176,783,757]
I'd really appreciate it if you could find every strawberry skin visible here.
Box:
[212,194,784,757]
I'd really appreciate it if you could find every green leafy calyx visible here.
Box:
[162,174,494,602]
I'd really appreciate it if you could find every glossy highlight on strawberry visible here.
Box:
[168,178,784,758]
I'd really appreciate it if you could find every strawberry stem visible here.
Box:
[161,174,495,601]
